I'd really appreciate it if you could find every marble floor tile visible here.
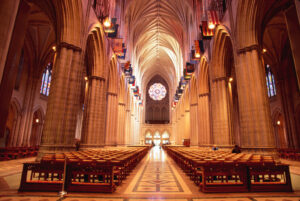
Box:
[64,199,123,201]
[0,197,58,201]
[193,198,251,201]
[124,146,191,194]
[254,197,300,201]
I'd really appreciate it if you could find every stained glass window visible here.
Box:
[148,83,167,101]
[40,63,52,96]
[265,64,276,97]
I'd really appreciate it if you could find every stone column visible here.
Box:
[105,92,118,146]
[117,103,126,145]
[81,76,106,148]
[0,1,31,137]
[125,109,131,145]
[284,6,300,90]
[198,93,211,146]
[294,0,300,28]
[277,78,299,148]
[236,45,275,152]
[39,43,83,155]
[130,113,135,144]
[16,76,39,147]
[211,78,232,146]
[190,104,198,146]
[184,110,191,140]
[0,0,20,83]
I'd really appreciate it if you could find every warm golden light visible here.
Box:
[262,48,267,53]
[195,52,201,58]
[103,17,111,28]
[208,23,215,30]
[52,46,56,51]
[84,76,88,81]
[35,119,39,123]
[229,77,233,82]
[277,120,281,125]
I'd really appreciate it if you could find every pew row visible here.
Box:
[164,146,292,193]
[19,146,150,193]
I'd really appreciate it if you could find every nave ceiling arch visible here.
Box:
[124,0,196,94]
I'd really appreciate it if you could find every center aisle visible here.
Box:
[124,146,192,195]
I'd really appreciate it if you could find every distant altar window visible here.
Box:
[265,64,276,97]
[40,63,52,96]
[148,83,167,101]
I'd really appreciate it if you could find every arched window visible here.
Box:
[40,63,52,96]
[265,64,276,97]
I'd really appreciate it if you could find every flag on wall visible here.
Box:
[133,86,139,95]
[117,43,127,60]
[207,10,220,26]
[105,18,119,38]
[200,21,214,38]
[112,38,123,55]
[186,62,195,74]
[123,61,132,77]
[129,75,135,85]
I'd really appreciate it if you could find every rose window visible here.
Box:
[148,83,167,101]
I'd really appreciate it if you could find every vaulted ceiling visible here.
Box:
[124,0,195,94]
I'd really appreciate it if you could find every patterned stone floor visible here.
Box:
[0,147,300,201]
[124,146,191,194]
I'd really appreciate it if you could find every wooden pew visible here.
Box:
[248,164,292,192]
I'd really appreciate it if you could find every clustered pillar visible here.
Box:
[81,76,107,148]
[211,78,232,147]
[236,45,275,152]
[39,44,83,154]
[105,92,118,146]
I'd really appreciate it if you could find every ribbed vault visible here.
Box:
[125,0,195,95]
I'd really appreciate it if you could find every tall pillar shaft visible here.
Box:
[81,77,106,148]
[211,79,232,146]
[15,77,39,147]
[184,111,190,140]
[39,45,83,154]
[105,93,118,146]
[236,45,275,152]
[117,103,126,145]
[0,1,30,136]
[0,0,20,83]
[284,6,300,90]
[125,109,131,145]
[198,94,211,146]
[190,104,198,146]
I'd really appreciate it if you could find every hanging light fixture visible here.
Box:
[103,17,111,28]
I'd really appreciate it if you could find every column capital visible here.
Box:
[212,76,227,82]
[237,44,259,54]
[90,75,105,81]
[107,92,117,96]
[58,42,82,52]
[199,93,209,97]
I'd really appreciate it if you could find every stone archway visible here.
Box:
[81,27,108,149]
[30,109,44,147]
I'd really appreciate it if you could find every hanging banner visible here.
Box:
[112,38,123,55]
[207,10,220,26]
[129,75,135,85]
[201,21,214,38]
[186,62,195,74]
[117,43,126,59]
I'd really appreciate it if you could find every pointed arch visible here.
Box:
[86,27,108,77]
[53,0,83,46]
[108,55,118,94]
[30,108,45,146]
